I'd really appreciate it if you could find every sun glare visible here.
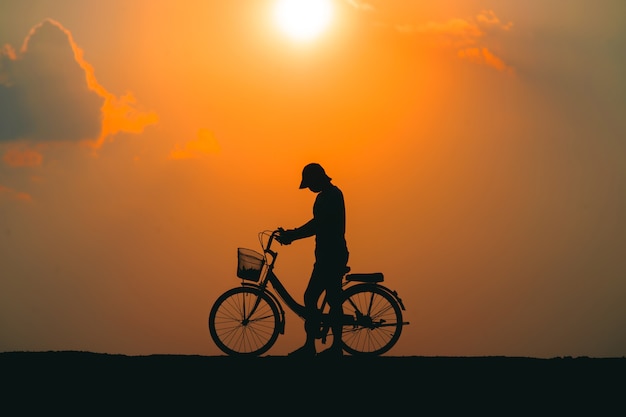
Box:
[274,0,333,42]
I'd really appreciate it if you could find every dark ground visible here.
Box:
[1,351,624,414]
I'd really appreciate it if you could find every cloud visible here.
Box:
[0,184,32,202]
[398,9,512,39]
[344,0,375,12]
[476,9,513,31]
[0,21,101,142]
[3,147,43,167]
[98,92,159,148]
[0,19,157,148]
[395,10,514,74]
[398,18,483,43]
[458,47,515,75]
[169,129,221,160]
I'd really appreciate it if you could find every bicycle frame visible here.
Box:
[240,231,407,334]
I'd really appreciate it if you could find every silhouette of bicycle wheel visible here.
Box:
[209,287,280,356]
[340,285,403,356]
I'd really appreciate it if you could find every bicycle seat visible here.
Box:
[345,272,384,283]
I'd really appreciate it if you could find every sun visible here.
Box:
[273,0,333,42]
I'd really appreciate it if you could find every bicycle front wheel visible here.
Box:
[341,284,403,356]
[209,286,280,356]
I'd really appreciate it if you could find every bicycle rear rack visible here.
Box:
[345,272,384,283]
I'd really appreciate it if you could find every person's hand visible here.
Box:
[276,227,294,245]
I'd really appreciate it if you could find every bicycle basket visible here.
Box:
[237,248,265,282]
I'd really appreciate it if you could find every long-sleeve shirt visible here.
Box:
[292,184,348,265]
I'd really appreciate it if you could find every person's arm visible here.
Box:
[290,218,316,240]
[277,219,316,245]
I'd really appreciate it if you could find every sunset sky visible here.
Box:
[1,0,625,358]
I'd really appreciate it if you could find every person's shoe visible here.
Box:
[316,346,343,358]
[288,345,316,358]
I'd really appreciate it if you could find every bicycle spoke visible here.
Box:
[209,287,280,356]
[341,285,403,356]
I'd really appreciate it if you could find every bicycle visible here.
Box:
[208,229,409,357]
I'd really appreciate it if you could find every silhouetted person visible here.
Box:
[277,163,349,358]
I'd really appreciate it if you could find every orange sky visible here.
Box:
[1,0,625,358]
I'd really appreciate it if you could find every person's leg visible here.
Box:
[316,271,343,357]
[289,266,324,356]
[326,273,343,350]
[303,266,325,345]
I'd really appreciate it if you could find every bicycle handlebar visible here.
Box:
[260,229,282,259]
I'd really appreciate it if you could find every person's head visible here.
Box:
[299,163,331,192]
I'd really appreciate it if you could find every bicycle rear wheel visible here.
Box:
[341,284,403,356]
[209,286,280,356]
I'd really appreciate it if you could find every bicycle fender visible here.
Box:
[349,283,407,311]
